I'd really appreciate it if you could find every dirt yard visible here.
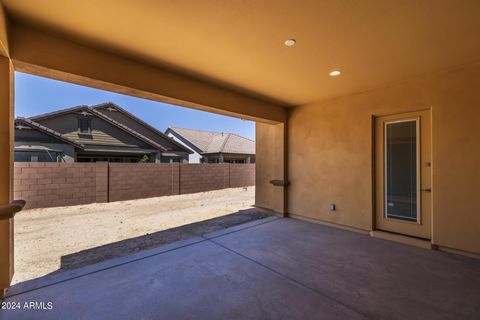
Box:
[13,186,266,284]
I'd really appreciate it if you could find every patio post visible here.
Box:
[0,55,14,298]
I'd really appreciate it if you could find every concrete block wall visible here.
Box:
[179,164,230,194]
[14,163,255,209]
[109,163,176,202]
[95,162,109,203]
[230,164,256,188]
[14,163,98,209]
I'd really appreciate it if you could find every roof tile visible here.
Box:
[169,127,255,155]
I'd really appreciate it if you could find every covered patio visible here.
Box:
[3,217,479,319]
[1,1,480,318]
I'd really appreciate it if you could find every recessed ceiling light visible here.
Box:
[329,70,341,77]
[284,39,296,47]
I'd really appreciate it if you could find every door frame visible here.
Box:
[373,108,432,239]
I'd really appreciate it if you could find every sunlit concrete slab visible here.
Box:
[2,218,479,319]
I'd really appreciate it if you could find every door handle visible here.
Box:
[421,188,431,192]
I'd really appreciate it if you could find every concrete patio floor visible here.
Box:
[1,217,479,319]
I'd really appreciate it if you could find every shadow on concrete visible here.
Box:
[49,207,273,274]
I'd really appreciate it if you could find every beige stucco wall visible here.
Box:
[255,123,275,210]
[288,63,480,255]
[255,122,286,214]
[0,4,8,57]
[10,23,287,124]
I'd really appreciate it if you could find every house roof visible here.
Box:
[29,105,91,122]
[14,117,84,148]
[89,107,167,152]
[91,102,192,154]
[28,103,191,154]
[166,127,255,155]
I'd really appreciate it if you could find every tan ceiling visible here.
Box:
[3,0,480,106]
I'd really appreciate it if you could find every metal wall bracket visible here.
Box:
[0,200,26,220]
[270,180,290,187]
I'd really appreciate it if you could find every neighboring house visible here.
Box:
[14,102,192,163]
[165,127,255,163]
[14,118,82,163]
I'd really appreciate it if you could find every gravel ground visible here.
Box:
[13,186,267,284]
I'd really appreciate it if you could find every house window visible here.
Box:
[78,118,92,134]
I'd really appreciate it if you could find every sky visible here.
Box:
[14,72,255,140]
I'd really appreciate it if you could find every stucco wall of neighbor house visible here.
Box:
[14,142,76,162]
[288,63,480,255]
[167,132,202,163]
